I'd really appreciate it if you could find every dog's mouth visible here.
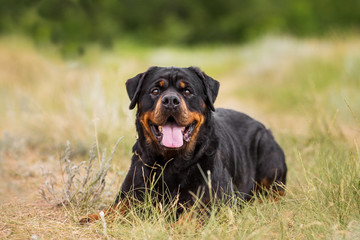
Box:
[150,117,196,149]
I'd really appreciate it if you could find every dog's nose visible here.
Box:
[162,94,180,110]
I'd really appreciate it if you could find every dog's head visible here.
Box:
[126,66,219,151]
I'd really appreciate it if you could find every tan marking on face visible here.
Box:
[139,95,205,152]
[139,97,166,144]
[176,96,190,122]
[144,95,190,126]
[179,81,186,89]
[174,95,205,151]
[185,112,205,151]
[159,80,165,87]
[139,111,157,144]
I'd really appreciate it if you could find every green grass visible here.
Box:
[0,35,360,239]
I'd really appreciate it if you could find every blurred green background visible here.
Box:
[1,0,359,54]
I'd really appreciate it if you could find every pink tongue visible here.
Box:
[161,123,184,148]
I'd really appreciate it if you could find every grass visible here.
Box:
[40,137,122,208]
[0,34,360,239]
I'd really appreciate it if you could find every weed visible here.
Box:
[40,137,123,208]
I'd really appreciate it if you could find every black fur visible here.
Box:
[116,66,287,207]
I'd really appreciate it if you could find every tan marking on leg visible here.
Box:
[79,200,131,224]
[261,178,272,188]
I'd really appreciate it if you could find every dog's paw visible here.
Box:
[79,213,100,224]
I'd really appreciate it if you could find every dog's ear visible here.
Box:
[126,73,145,110]
[189,66,220,111]
[126,67,157,110]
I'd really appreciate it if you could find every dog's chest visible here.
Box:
[152,163,203,195]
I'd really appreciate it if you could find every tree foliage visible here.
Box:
[1,0,359,50]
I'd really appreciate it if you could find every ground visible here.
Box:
[0,35,360,239]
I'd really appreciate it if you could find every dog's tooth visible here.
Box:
[182,127,185,132]
[159,126,162,132]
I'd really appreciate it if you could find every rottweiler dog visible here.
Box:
[80,66,287,223]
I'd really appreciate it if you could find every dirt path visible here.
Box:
[0,151,97,239]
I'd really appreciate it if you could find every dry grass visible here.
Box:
[40,137,122,208]
[1,35,360,239]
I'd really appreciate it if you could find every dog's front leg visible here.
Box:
[79,199,131,224]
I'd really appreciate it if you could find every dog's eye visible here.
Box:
[184,89,191,96]
[151,88,160,96]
